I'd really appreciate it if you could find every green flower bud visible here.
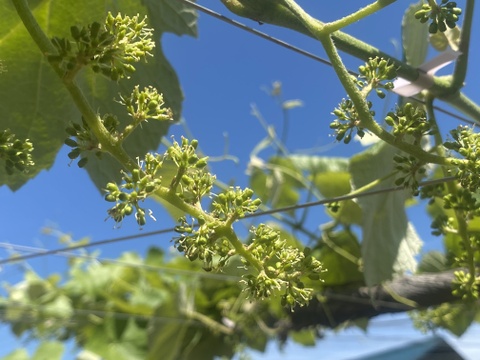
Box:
[195,158,208,169]
[77,157,88,168]
[65,138,78,147]
[105,194,117,202]
[65,126,78,137]
[118,192,129,202]
[144,183,157,193]
[106,182,119,192]
[68,148,81,159]
[124,205,133,215]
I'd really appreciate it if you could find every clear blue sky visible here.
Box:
[1,1,480,358]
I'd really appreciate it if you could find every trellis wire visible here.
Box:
[0,176,455,266]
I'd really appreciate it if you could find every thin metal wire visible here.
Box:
[0,227,174,266]
[0,242,240,281]
[176,0,477,125]
[0,176,456,266]
[175,0,339,70]
[0,303,205,327]
[246,176,455,218]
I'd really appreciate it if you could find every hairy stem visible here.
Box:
[325,0,397,33]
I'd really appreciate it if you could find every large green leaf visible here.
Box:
[417,251,448,273]
[83,316,147,360]
[0,0,196,190]
[350,142,422,287]
[287,155,349,174]
[249,156,303,213]
[1,350,28,360]
[31,342,64,360]
[142,0,198,37]
[147,296,190,360]
[0,0,81,190]
[317,230,363,287]
[402,1,429,67]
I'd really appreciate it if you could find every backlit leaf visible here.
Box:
[350,142,422,286]
[32,341,64,360]
[402,1,429,67]
[0,0,195,191]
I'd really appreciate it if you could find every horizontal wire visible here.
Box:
[176,0,476,125]
[0,176,456,266]
[0,227,175,266]
[0,242,240,281]
[0,303,205,327]
[245,176,455,219]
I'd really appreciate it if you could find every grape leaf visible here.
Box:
[402,1,429,67]
[0,0,196,191]
[350,142,422,287]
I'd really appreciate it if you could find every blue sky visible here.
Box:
[1,1,480,358]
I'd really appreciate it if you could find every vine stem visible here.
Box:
[324,0,397,33]
[280,0,459,167]
[452,0,475,90]
[219,0,480,122]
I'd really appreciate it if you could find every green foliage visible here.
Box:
[3,0,480,357]
[315,230,363,287]
[249,156,304,212]
[412,302,478,336]
[0,247,280,360]
[350,142,422,287]
[402,1,430,67]
[2,342,64,360]
[417,251,448,273]
[0,0,194,190]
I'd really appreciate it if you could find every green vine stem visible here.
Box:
[451,0,475,91]
[220,0,480,122]
[278,0,472,169]
[324,0,396,33]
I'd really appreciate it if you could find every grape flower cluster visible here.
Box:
[414,1,462,33]
[0,129,34,175]
[49,12,155,81]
